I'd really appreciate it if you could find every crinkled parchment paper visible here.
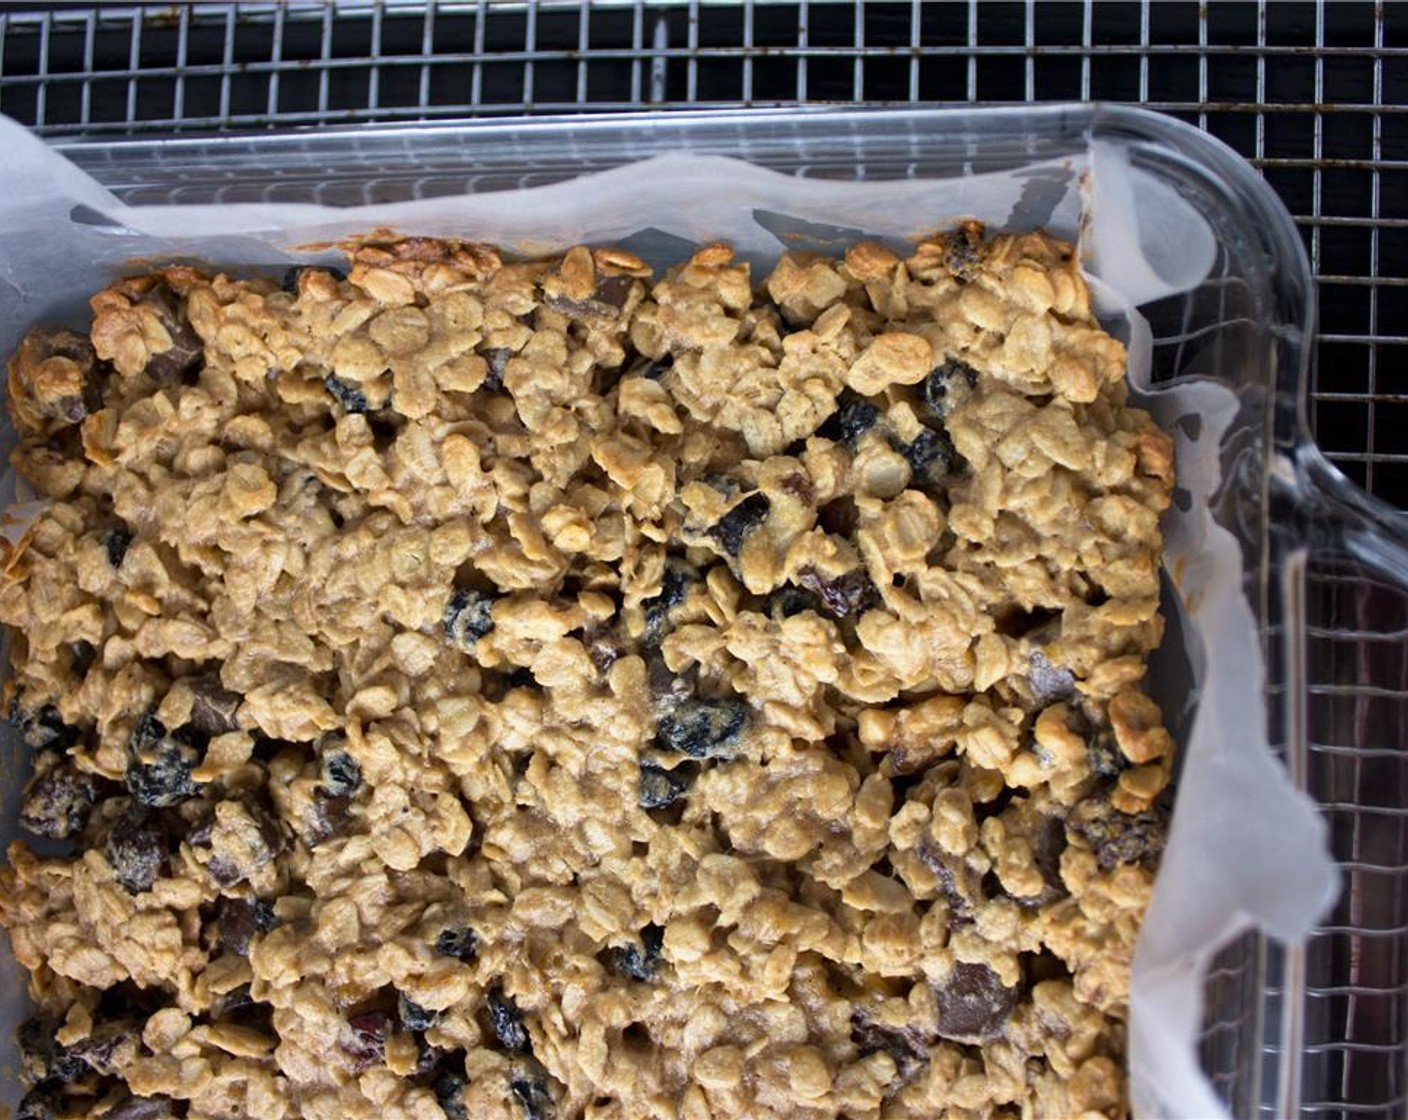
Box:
[0,115,1337,1118]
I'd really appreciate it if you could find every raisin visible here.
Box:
[399,991,438,1032]
[584,626,627,673]
[320,748,362,797]
[485,981,530,1054]
[818,394,880,446]
[8,699,79,752]
[1027,650,1076,704]
[125,712,201,808]
[937,221,986,281]
[435,1070,470,1120]
[325,374,369,414]
[67,1019,140,1076]
[343,1011,391,1072]
[796,567,879,620]
[307,792,352,846]
[1086,728,1127,780]
[444,588,497,651]
[218,897,280,956]
[19,757,98,839]
[708,492,770,557]
[1069,798,1166,870]
[917,840,980,924]
[602,923,665,982]
[933,961,1020,1042]
[509,1057,556,1120]
[282,265,346,294]
[106,808,164,894]
[104,526,133,568]
[638,760,692,810]
[656,697,748,760]
[850,1010,931,1077]
[187,676,242,735]
[436,926,479,962]
[922,357,979,419]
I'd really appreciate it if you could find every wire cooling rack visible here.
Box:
[1,6,1406,1120]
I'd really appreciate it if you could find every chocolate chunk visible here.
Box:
[796,566,879,620]
[486,981,530,1054]
[104,526,133,569]
[106,807,164,894]
[436,925,479,963]
[187,676,242,735]
[444,588,497,651]
[922,357,979,419]
[139,283,203,381]
[325,374,369,414]
[1017,814,1069,910]
[545,275,635,319]
[933,961,1019,1042]
[850,1010,931,1077]
[398,991,438,1032]
[509,1057,556,1120]
[656,697,748,760]
[125,712,202,808]
[709,492,770,557]
[818,394,880,446]
[343,1011,391,1072]
[1069,798,1167,871]
[218,897,280,956]
[638,760,693,810]
[19,758,98,840]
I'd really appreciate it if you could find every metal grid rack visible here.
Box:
[1,5,1406,1120]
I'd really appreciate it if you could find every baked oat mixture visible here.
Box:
[0,222,1175,1120]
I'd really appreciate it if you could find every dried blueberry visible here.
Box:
[325,374,369,414]
[187,676,242,736]
[486,981,530,1054]
[8,699,79,752]
[104,1095,181,1120]
[641,558,698,644]
[218,896,280,956]
[656,697,748,760]
[509,1057,556,1120]
[444,588,497,651]
[435,1069,470,1120]
[895,427,958,488]
[344,1011,391,1072]
[709,492,770,557]
[1069,798,1166,871]
[125,712,201,808]
[602,923,665,982]
[436,925,479,962]
[1086,728,1127,780]
[320,748,362,797]
[19,758,98,839]
[921,357,979,419]
[16,1086,61,1120]
[17,1018,86,1085]
[937,222,986,281]
[638,760,692,810]
[104,526,133,568]
[106,808,164,894]
[818,394,880,446]
[1027,650,1076,704]
[796,567,879,620]
[398,991,438,1032]
[933,961,1020,1043]
[850,1010,931,1077]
